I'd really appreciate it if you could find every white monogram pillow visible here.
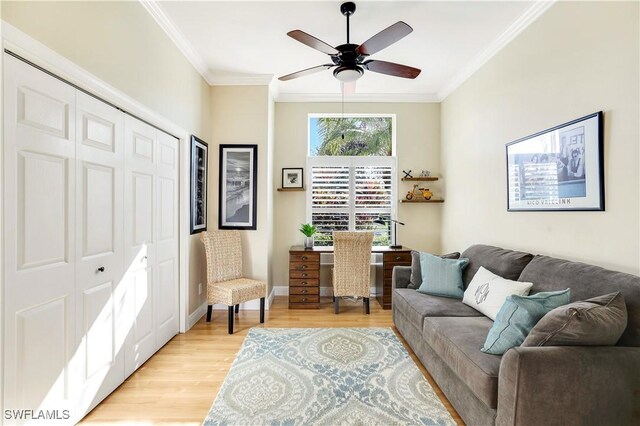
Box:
[462,267,533,320]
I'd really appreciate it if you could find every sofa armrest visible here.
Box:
[496,346,640,426]
[392,265,412,289]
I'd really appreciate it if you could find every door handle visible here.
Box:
[96,266,105,273]
[141,256,148,262]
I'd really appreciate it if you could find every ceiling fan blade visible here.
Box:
[287,30,339,55]
[363,60,421,79]
[341,81,357,95]
[278,64,335,81]
[356,21,413,56]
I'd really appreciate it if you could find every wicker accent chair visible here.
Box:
[332,231,374,315]
[200,230,266,334]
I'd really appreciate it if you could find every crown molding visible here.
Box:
[208,74,274,86]
[275,92,440,103]
[437,0,556,101]
[139,0,213,85]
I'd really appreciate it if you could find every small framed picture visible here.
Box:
[282,168,304,189]
[219,144,258,230]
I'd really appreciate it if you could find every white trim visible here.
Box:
[1,21,193,335]
[277,92,439,103]
[138,0,214,85]
[209,74,274,86]
[187,301,207,330]
[437,1,556,101]
[0,17,5,425]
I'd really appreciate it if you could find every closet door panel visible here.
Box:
[3,55,76,414]
[74,92,125,415]
[123,116,157,376]
[155,132,179,347]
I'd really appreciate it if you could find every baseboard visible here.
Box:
[273,286,378,297]
[187,301,207,330]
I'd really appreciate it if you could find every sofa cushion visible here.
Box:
[523,292,628,347]
[461,245,534,289]
[423,316,501,409]
[409,251,461,290]
[518,255,640,347]
[393,288,483,327]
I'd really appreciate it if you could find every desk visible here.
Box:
[288,246,412,310]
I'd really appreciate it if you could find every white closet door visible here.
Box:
[3,55,77,413]
[155,132,180,347]
[73,91,125,415]
[123,115,158,377]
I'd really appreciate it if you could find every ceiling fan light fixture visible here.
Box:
[333,66,363,82]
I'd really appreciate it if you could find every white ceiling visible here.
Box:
[147,1,549,101]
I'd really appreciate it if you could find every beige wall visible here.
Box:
[441,1,640,275]
[209,86,273,297]
[3,1,213,314]
[273,102,442,288]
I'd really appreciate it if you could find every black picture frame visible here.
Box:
[281,167,304,189]
[190,135,208,234]
[506,111,604,212]
[219,144,258,230]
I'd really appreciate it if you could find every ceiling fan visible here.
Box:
[278,2,421,86]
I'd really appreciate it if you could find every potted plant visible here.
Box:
[299,223,317,249]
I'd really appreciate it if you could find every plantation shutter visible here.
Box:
[308,157,395,246]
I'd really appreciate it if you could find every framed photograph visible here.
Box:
[219,144,258,230]
[282,168,304,189]
[506,111,604,212]
[190,135,208,234]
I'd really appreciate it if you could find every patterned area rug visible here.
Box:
[203,328,455,425]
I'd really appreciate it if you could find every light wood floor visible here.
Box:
[81,296,463,425]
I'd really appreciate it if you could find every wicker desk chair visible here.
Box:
[200,230,266,334]
[332,231,374,315]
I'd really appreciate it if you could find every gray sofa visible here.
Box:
[392,244,640,426]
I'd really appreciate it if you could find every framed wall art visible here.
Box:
[506,111,604,212]
[219,144,258,230]
[190,135,208,234]
[282,167,304,189]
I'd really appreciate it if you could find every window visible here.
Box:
[307,115,396,246]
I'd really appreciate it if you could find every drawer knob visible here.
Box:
[301,281,307,285]
[301,265,307,269]
[301,298,307,302]
[302,273,308,277]
[302,256,307,260]
[302,289,307,294]
[395,256,401,260]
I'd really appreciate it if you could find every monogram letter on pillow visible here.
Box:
[462,266,533,320]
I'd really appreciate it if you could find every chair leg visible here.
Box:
[364,297,370,315]
[228,306,234,334]
[334,297,339,314]
[206,305,213,323]
[260,297,265,323]
[235,304,239,314]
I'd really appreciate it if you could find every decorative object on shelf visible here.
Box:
[406,184,432,201]
[282,167,304,189]
[190,135,208,234]
[373,216,405,249]
[419,170,431,177]
[219,144,258,230]
[299,223,318,249]
[506,111,604,212]
[402,169,413,179]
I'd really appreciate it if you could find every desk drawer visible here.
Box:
[289,295,320,304]
[290,270,319,279]
[289,278,318,286]
[383,252,412,263]
[290,286,319,295]
[290,261,320,272]
[290,253,320,263]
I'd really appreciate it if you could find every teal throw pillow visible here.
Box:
[417,252,469,299]
[482,289,571,355]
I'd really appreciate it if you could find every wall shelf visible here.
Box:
[401,177,439,181]
[277,188,305,192]
[401,199,444,203]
